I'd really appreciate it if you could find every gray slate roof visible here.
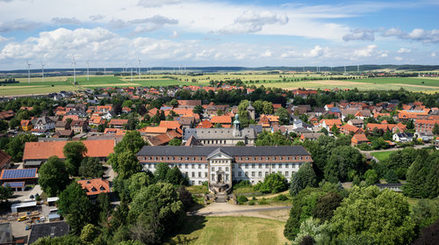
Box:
[183,127,257,141]
[137,145,311,157]
[28,221,69,244]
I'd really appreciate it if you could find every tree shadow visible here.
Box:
[165,215,207,245]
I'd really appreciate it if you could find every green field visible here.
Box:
[167,216,288,245]
[2,73,439,96]
[371,151,393,162]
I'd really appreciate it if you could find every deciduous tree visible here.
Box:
[38,156,70,197]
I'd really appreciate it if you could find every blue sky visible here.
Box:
[0,0,437,70]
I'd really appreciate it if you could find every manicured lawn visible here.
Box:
[371,151,393,162]
[167,216,288,245]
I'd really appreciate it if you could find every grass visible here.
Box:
[187,185,209,195]
[371,151,393,162]
[167,216,288,245]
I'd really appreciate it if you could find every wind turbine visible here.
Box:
[26,60,31,84]
[86,60,90,81]
[130,66,133,82]
[41,60,46,82]
[137,57,141,79]
[71,55,77,85]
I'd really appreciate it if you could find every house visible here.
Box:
[340,124,362,135]
[33,116,55,132]
[210,115,232,128]
[320,119,342,131]
[393,132,414,143]
[0,150,11,170]
[0,168,38,185]
[300,133,322,141]
[77,178,110,198]
[139,126,168,137]
[258,115,280,129]
[28,222,70,244]
[351,134,369,146]
[197,120,214,129]
[0,110,15,120]
[108,119,128,129]
[177,100,202,107]
[54,130,74,138]
[21,120,33,131]
[70,120,88,134]
[347,119,364,128]
[22,139,115,166]
[55,120,70,132]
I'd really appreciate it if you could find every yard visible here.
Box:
[167,216,288,245]
[371,151,393,162]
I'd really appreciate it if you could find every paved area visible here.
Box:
[192,203,291,221]
[10,185,42,202]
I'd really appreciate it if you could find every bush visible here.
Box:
[248,200,255,205]
[258,198,268,205]
[275,194,289,201]
[237,195,248,204]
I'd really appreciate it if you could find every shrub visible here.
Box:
[258,198,268,205]
[275,194,289,201]
[248,200,255,205]
[237,195,248,204]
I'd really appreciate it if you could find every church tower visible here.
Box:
[233,114,241,137]
[247,102,255,121]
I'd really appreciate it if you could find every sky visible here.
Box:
[0,0,438,70]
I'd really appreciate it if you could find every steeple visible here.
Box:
[233,114,241,137]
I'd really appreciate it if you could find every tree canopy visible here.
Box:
[38,156,70,197]
[63,141,87,176]
[290,163,317,195]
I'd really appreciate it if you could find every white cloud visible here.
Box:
[353,45,377,57]
[432,52,437,57]
[383,28,439,43]
[0,18,41,32]
[343,29,375,41]
[137,0,181,8]
[304,45,326,58]
[397,48,411,54]
[395,56,403,61]
[51,17,82,25]
[0,35,8,42]
[218,10,288,34]
[170,31,179,38]
[261,50,272,57]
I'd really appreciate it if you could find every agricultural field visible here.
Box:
[167,216,288,245]
[1,73,439,96]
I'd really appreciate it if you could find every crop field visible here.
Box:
[167,216,288,245]
[1,73,439,96]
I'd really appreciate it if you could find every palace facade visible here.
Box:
[137,146,312,192]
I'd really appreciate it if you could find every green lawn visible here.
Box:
[167,216,288,245]
[350,77,439,87]
[371,151,393,162]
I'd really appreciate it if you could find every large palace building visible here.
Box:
[137,146,312,192]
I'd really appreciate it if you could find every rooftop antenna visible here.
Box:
[137,57,141,80]
[26,60,31,84]
[71,55,76,85]
[40,60,45,82]
[86,60,90,81]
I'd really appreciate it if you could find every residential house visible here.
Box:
[340,124,362,135]
[351,134,369,146]
[393,132,414,143]
[55,120,70,132]
[77,178,110,198]
[347,119,364,128]
[33,116,55,132]
[108,119,128,129]
[0,110,15,120]
[70,120,88,134]
[320,119,342,131]
[300,133,322,141]
[259,115,280,129]
[211,115,232,128]
[0,150,11,169]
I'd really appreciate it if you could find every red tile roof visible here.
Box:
[23,140,115,161]
[77,179,110,196]
[159,120,181,129]
[0,150,11,169]
[109,119,129,126]
[211,115,232,124]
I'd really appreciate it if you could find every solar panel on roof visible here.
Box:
[3,182,25,188]
[1,169,37,179]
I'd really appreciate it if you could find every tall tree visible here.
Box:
[58,182,95,235]
[6,133,37,162]
[255,173,288,194]
[290,163,317,195]
[114,131,146,154]
[63,141,87,176]
[404,150,439,198]
[78,157,104,178]
[38,156,70,197]
[114,151,142,180]
[275,107,290,125]
[330,186,415,245]
[324,146,366,183]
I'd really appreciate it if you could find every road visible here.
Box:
[359,143,431,154]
